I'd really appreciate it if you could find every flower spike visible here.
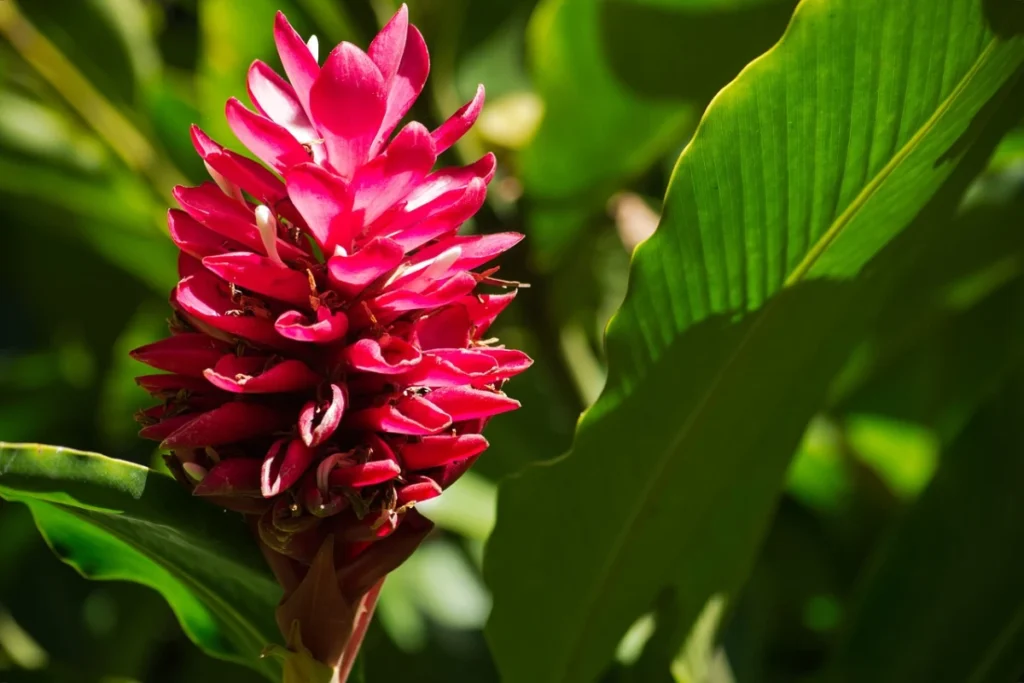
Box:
[132,4,530,678]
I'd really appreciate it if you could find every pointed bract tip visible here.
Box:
[393,4,409,21]
[273,11,306,51]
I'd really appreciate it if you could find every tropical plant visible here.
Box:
[0,0,1022,682]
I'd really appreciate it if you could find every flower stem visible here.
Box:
[335,579,384,683]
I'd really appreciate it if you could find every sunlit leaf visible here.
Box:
[0,443,282,679]
[485,1,1024,680]
[521,0,802,266]
[989,126,1024,169]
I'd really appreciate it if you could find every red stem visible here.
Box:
[336,578,385,683]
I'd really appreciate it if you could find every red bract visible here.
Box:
[131,4,528,672]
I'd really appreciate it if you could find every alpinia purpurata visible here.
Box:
[130,5,528,674]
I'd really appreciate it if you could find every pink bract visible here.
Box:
[131,4,528,669]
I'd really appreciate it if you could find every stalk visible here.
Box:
[336,580,384,683]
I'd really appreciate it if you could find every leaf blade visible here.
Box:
[485,1,1024,681]
[0,443,282,678]
[828,373,1024,683]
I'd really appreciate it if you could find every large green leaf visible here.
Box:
[787,172,1024,512]
[0,443,282,679]
[826,375,1024,683]
[484,0,1024,681]
[521,0,801,266]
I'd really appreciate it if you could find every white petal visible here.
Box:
[254,205,285,265]
[385,246,463,292]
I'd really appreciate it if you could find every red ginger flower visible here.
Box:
[131,5,528,671]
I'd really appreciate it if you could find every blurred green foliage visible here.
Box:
[0,0,1022,681]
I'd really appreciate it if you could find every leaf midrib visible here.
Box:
[557,31,1002,683]
[784,40,999,283]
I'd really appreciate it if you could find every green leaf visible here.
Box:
[484,1,1024,680]
[788,181,1024,512]
[670,597,734,683]
[522,0,804,267]
[827,375,1024,683]
[0,0,185,198]
[0,443,283,679]
[989,126,1024,168]
[16,0,153,106]
[839,273,1024,447]
[826,177,1024,442]
[520,0,694,264]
